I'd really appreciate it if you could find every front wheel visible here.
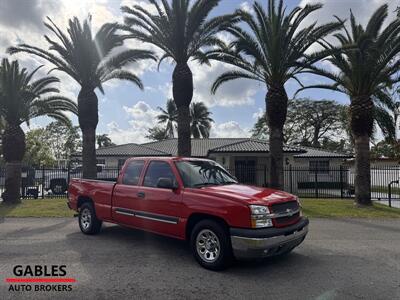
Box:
[190,220,233,271]
[78,202,102,235]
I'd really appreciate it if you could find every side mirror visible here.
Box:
[157,177,178,189]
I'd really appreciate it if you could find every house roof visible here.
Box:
[77,138,349,159]
[142,138,250,157]
[94,143,169,157]
[294,146,352,159]
[209,139,303,153]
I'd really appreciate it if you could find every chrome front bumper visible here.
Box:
[230,217,309,259]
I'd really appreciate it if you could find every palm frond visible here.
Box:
[100,69,144,90]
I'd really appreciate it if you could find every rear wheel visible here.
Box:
[190,220,233,271]
[78,202,102,235]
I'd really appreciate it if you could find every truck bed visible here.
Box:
[68,178,115,220]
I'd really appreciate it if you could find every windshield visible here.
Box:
[175,160,237,188]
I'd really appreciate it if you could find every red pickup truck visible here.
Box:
[68,157,308,270]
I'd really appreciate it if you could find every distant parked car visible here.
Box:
[37,164,117,195]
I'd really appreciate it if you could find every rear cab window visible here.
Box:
[122,160,145,186]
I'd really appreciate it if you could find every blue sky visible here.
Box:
[0,0,398,144]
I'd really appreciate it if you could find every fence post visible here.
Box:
[67,163,71,185]
[289,165,293,193]
[264,165,267,187]
[41,166,45,199]
[314,167,319,198]
[340,165,344,199]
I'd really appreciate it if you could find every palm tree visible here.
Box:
[0,58,77,204]
[190,102,213,138]
[96,134,115,148]
[120,0,236,156]
[157,99,178,138]
[208,0,342,189]
[297,5,400,205]
[8,16,156,179]
[155,99,213,139]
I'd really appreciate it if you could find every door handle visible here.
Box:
[137,191,145,199]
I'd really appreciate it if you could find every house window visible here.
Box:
[309,161,330,174]
[96,159,105,165]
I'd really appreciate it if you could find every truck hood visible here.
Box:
[193,184,296,205]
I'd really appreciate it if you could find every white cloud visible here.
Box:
[189,60,260,108]
[107,101,159,144]
[210,121,250,138]
[107,99,252,143]
[299,0,398,28]
[252,108,264,120]
[240,1,253,14]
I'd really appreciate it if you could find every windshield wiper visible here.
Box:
[221,181,237,185]
[193,182,219,188]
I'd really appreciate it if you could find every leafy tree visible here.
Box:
[23,128,56,167]
[8,16,156,179]
[297,5,400,205]
[146,126,169,141]
[120,0,236,156]
[251,99,348,149]
[96,134,115,148]
[371,140,400,159]
[208,0,342,189]
[45,121,81,163]
[0,58,77,203]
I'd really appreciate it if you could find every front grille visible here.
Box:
[274,212,300,226]
[270,200,300,227]
[270,201,299,214]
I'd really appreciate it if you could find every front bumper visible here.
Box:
[230,217,309,259]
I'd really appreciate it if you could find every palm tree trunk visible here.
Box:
[173,63,193,157]
[350,96,374,206]
[78,88,98,179]
[266,85,288,190]
[353,134,371,205]
[2,125,26,204]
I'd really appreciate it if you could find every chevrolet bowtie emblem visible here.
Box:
[286,208,293,215]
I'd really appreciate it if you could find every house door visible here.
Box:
[235,159,256,185]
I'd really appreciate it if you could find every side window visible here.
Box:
[143,161,176,188]
[122,161,145,186]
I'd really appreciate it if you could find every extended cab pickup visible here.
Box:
[68,157,308,270]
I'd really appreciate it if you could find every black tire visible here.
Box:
[50,179,67,195]
[78,202,102,235]
[190,219,233,271]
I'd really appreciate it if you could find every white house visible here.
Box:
[73,138,352,192]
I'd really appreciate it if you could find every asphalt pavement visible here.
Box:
[0,217,399,300]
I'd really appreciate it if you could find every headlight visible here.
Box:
[249,205,270,215]
[249,205,273,228]
[295,196,303,216]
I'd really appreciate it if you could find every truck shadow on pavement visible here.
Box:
[65,223,314,275]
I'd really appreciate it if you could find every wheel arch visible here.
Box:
[185,213,229,240]
[77,195,94,210]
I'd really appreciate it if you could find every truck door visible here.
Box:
[112,160,145,226]
[136,160,184,238]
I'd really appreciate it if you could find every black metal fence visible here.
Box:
[228,165,400,203]
[0,165,399,203]
[0,166,120,199]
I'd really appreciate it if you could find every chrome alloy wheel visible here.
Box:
[196,229,221,263]
[80,208,92,230]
